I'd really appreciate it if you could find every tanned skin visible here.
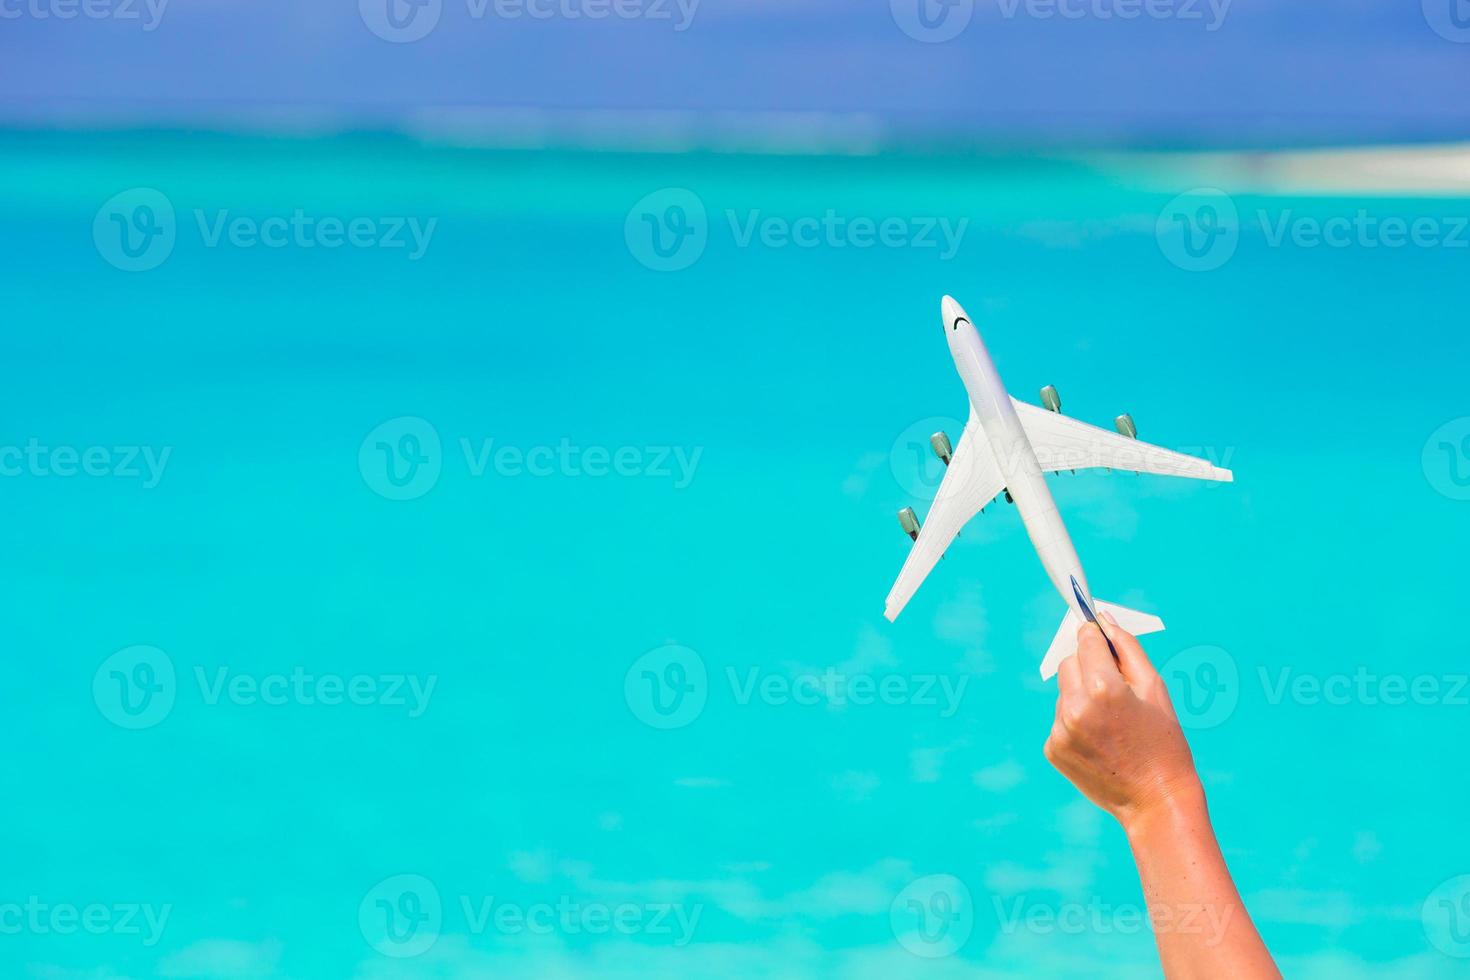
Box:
[1043,612,1281,980]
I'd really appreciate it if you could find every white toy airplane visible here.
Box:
[884,296,1233,679]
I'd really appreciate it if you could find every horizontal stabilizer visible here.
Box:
[1039,600,1165,679]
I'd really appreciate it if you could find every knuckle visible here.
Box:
[1044,729,1071,759]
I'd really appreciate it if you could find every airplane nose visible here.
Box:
[941,295,968,332]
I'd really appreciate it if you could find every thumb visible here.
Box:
[1097,610,1159,690]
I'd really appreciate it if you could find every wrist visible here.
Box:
[1119,776,1208,843]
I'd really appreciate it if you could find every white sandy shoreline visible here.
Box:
[1114,143,1470,196]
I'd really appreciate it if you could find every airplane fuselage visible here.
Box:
[945,311,1093,615]
[885,294,1224,666]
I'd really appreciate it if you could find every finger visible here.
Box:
[1056,651,1083,701]
[1096,611,1159,688]
[1075,620,1124,691]
[1043,721,1069,768]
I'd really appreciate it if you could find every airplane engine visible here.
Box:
[1114,413,1137,439]
[897,507,921,542]
[929,431,954,466]
[1040,385,1061,413]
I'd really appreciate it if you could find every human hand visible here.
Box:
[1043,613,1203,830]
[1043,615,1280,977]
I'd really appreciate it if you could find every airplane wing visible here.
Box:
[884,414,1006,622]
[1012,398,1233,482]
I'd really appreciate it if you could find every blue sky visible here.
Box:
[3,0,1470,147]
[1,128,1468,977]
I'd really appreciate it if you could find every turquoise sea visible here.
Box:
[2,130,1468,978]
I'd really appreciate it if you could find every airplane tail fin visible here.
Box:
[1040,601,1165,679]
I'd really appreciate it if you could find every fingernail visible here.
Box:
[1100,611,1118,626]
